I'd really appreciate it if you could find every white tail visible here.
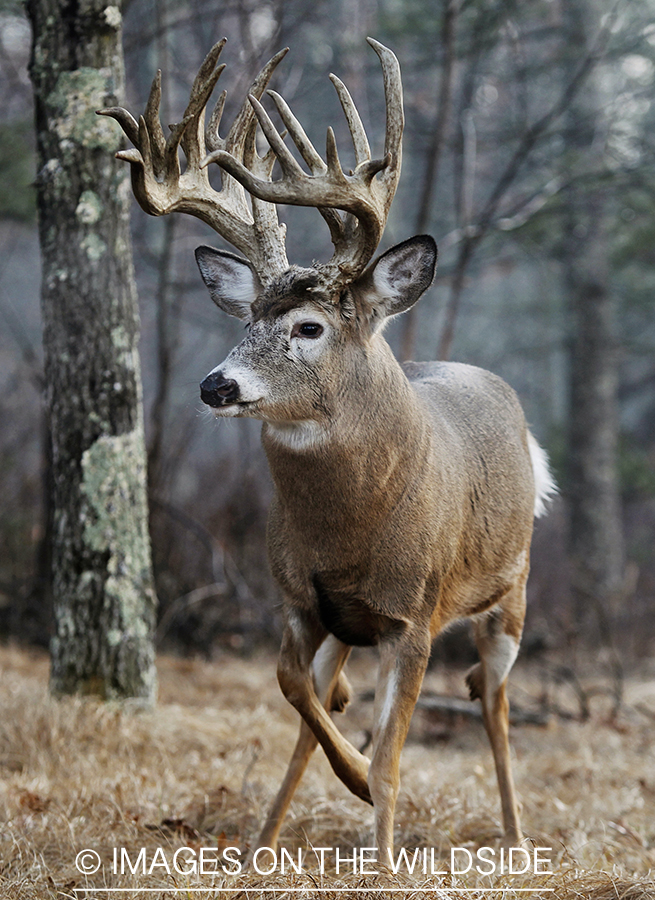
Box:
[529,432,558,518]
[104,38,555,857]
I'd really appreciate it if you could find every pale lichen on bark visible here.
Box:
[81,427,156,691]
[75,189,102,224]
[81,232,107,260]
[50,68,120,152]
[81,431,151,579]
[103,5,122,29]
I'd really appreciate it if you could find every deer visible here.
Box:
[100,37,555,858]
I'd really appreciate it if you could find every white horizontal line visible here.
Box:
[73,889,555,894]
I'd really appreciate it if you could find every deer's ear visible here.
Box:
[195,246,261,319]
[364,235,437,320]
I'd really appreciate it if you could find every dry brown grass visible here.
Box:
[0,644,653,899]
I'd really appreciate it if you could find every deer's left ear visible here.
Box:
[361,234,437,320]
[195,245,261,319]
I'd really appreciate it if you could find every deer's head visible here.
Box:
[100,38,436,430]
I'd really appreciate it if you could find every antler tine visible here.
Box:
[188,38,227,111]
[266,89,345,247]
[98,105,139,147]
[206,90,227,154]
[163,116,191,181]
[179,40,227,168]
[143,70,167,177]
[224,48,289,160]
[328,74,371,167]
[247,95,307,180]
[266,91,327,175]
[367,37,403,195]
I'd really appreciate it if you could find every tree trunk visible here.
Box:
[564,192,625,632]
[561,0,624,636]
[399,0,457,362]
[26,0,157,702]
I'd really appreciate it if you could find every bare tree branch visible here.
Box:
[437,0,623,360]
[399,0,458,361]
[438,174,565,250]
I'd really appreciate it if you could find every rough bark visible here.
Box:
[561,0,624,635]
[564,193,625,630]
[26,0,157,702]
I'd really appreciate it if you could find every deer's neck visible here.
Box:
[261,339,432,521]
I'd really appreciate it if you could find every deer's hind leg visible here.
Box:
[258,634,352,850]
[466,578,527,845]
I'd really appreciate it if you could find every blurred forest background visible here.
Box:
[1,0,655,673]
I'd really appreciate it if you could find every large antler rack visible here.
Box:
[203,37,404,284]
[100,38,403,286]
[98,39,290,282]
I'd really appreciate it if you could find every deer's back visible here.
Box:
[404,360,530,453]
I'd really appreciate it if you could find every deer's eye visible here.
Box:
[292,322,324,339]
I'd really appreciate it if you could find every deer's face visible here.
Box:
[197,236,437,430]
[200,297,348,424]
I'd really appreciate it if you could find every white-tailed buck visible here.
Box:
[102,37,555,856]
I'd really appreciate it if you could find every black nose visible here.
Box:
[200,372,239,407]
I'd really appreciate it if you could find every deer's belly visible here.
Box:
[436,548,529,627]
[312,573,406,646]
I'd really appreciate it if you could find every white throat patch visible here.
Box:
[264,419,329,451]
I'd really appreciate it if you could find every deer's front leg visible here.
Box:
[276,609,372,803]
[369,625,431,858]
[258,634,352,850]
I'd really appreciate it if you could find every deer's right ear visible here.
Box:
[195,246,260,319]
